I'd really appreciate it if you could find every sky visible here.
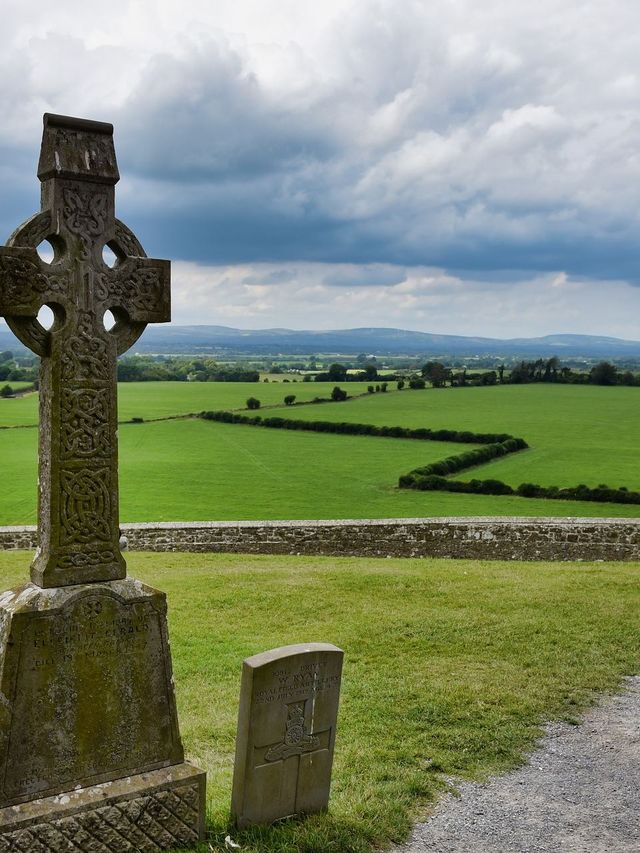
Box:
[1,0,640,339]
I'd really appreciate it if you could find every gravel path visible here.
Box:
[395,676,640,853]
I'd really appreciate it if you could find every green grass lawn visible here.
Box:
[0,381,34,392]
[1,550,637,852]
[274,384,640,492]
[2,382,640,523]
[2,415,638,525]
[0,381,377,428]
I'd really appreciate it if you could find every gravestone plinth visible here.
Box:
[231,643,343,829]
[0,114,205,849]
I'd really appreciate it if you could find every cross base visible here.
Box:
[0,763,206,852]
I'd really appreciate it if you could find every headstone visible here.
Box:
[231,642,343,829]
[0,114,205,849]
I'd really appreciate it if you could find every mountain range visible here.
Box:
[2,324,640,358]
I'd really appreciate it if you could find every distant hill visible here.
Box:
[133,326,640,357]
[2,323,640,358]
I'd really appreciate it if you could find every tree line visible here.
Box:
[419,358,639,387]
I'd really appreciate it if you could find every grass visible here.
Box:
[3,416,639,525]
[1,382,639,522]
[0,381,34,392]
[0,381,377,427]
[0,419,473,524]
[272,384,640,491]
[1,550,638,852]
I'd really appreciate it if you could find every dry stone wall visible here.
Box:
[1,518,639,561]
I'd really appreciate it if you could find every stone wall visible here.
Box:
[1,518,639,561]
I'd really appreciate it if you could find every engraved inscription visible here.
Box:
[2,591,180,803]
[255,660,341,705]
[57,549,116,569]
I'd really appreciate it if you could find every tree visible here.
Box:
[421,361,450,388]
[362,364,378,380]
[246,397,261,409]
[0,351,13,363]
[0,385,14,398]
[327,363,347,382]
[397,380,405,390]
[589,361,618,386]
[331,386,348,401]
[408,377,426,389]
[284,394,296,406]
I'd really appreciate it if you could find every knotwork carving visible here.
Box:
[63,187,108,237]
[7,211,52,250]
[61,314,110,381]
[0,255,59,305]
[113,219,146,258]
[60,467,112,544]
[60,387,110,458]
[96,264,165,312]
[58,550,117,569]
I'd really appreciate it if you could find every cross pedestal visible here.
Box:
[0,114,205,850]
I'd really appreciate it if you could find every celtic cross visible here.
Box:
[0,114,170,588]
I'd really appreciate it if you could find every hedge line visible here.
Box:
[399,438,528,482]
[198,410,522,445]
[400,474,640,504]
[199,409,639,506]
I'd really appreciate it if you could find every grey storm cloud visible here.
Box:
[321,266,407,288]
[104,0,640,281]
[1,0,640,338]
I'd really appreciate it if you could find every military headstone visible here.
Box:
[0,114,205,850]
[231,642,343,829]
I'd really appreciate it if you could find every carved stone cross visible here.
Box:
[0,114,170,588]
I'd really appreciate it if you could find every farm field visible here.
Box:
[2,550,638,852]
[273,384,640,492]
[0,380,376,427]
[0,381,33,392]
[0,382,638,523]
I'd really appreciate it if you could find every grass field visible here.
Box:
[0,381,377,427]
[0,381,34,392]
[1,382,638,523]
[273,385,640,491]
[1,550,637,852]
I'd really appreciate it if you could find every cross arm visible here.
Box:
[0,246,65,317]
[97,257,170,325]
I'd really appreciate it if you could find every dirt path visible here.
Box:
[396,676,640,853]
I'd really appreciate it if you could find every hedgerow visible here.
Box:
[400,474,640,504]
[198,409,640,506]
[198,410,524,446]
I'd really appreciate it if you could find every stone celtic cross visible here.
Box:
[0,114,170,588]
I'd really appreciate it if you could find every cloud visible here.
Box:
[1,0,640,336]
[167,260,640,339]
